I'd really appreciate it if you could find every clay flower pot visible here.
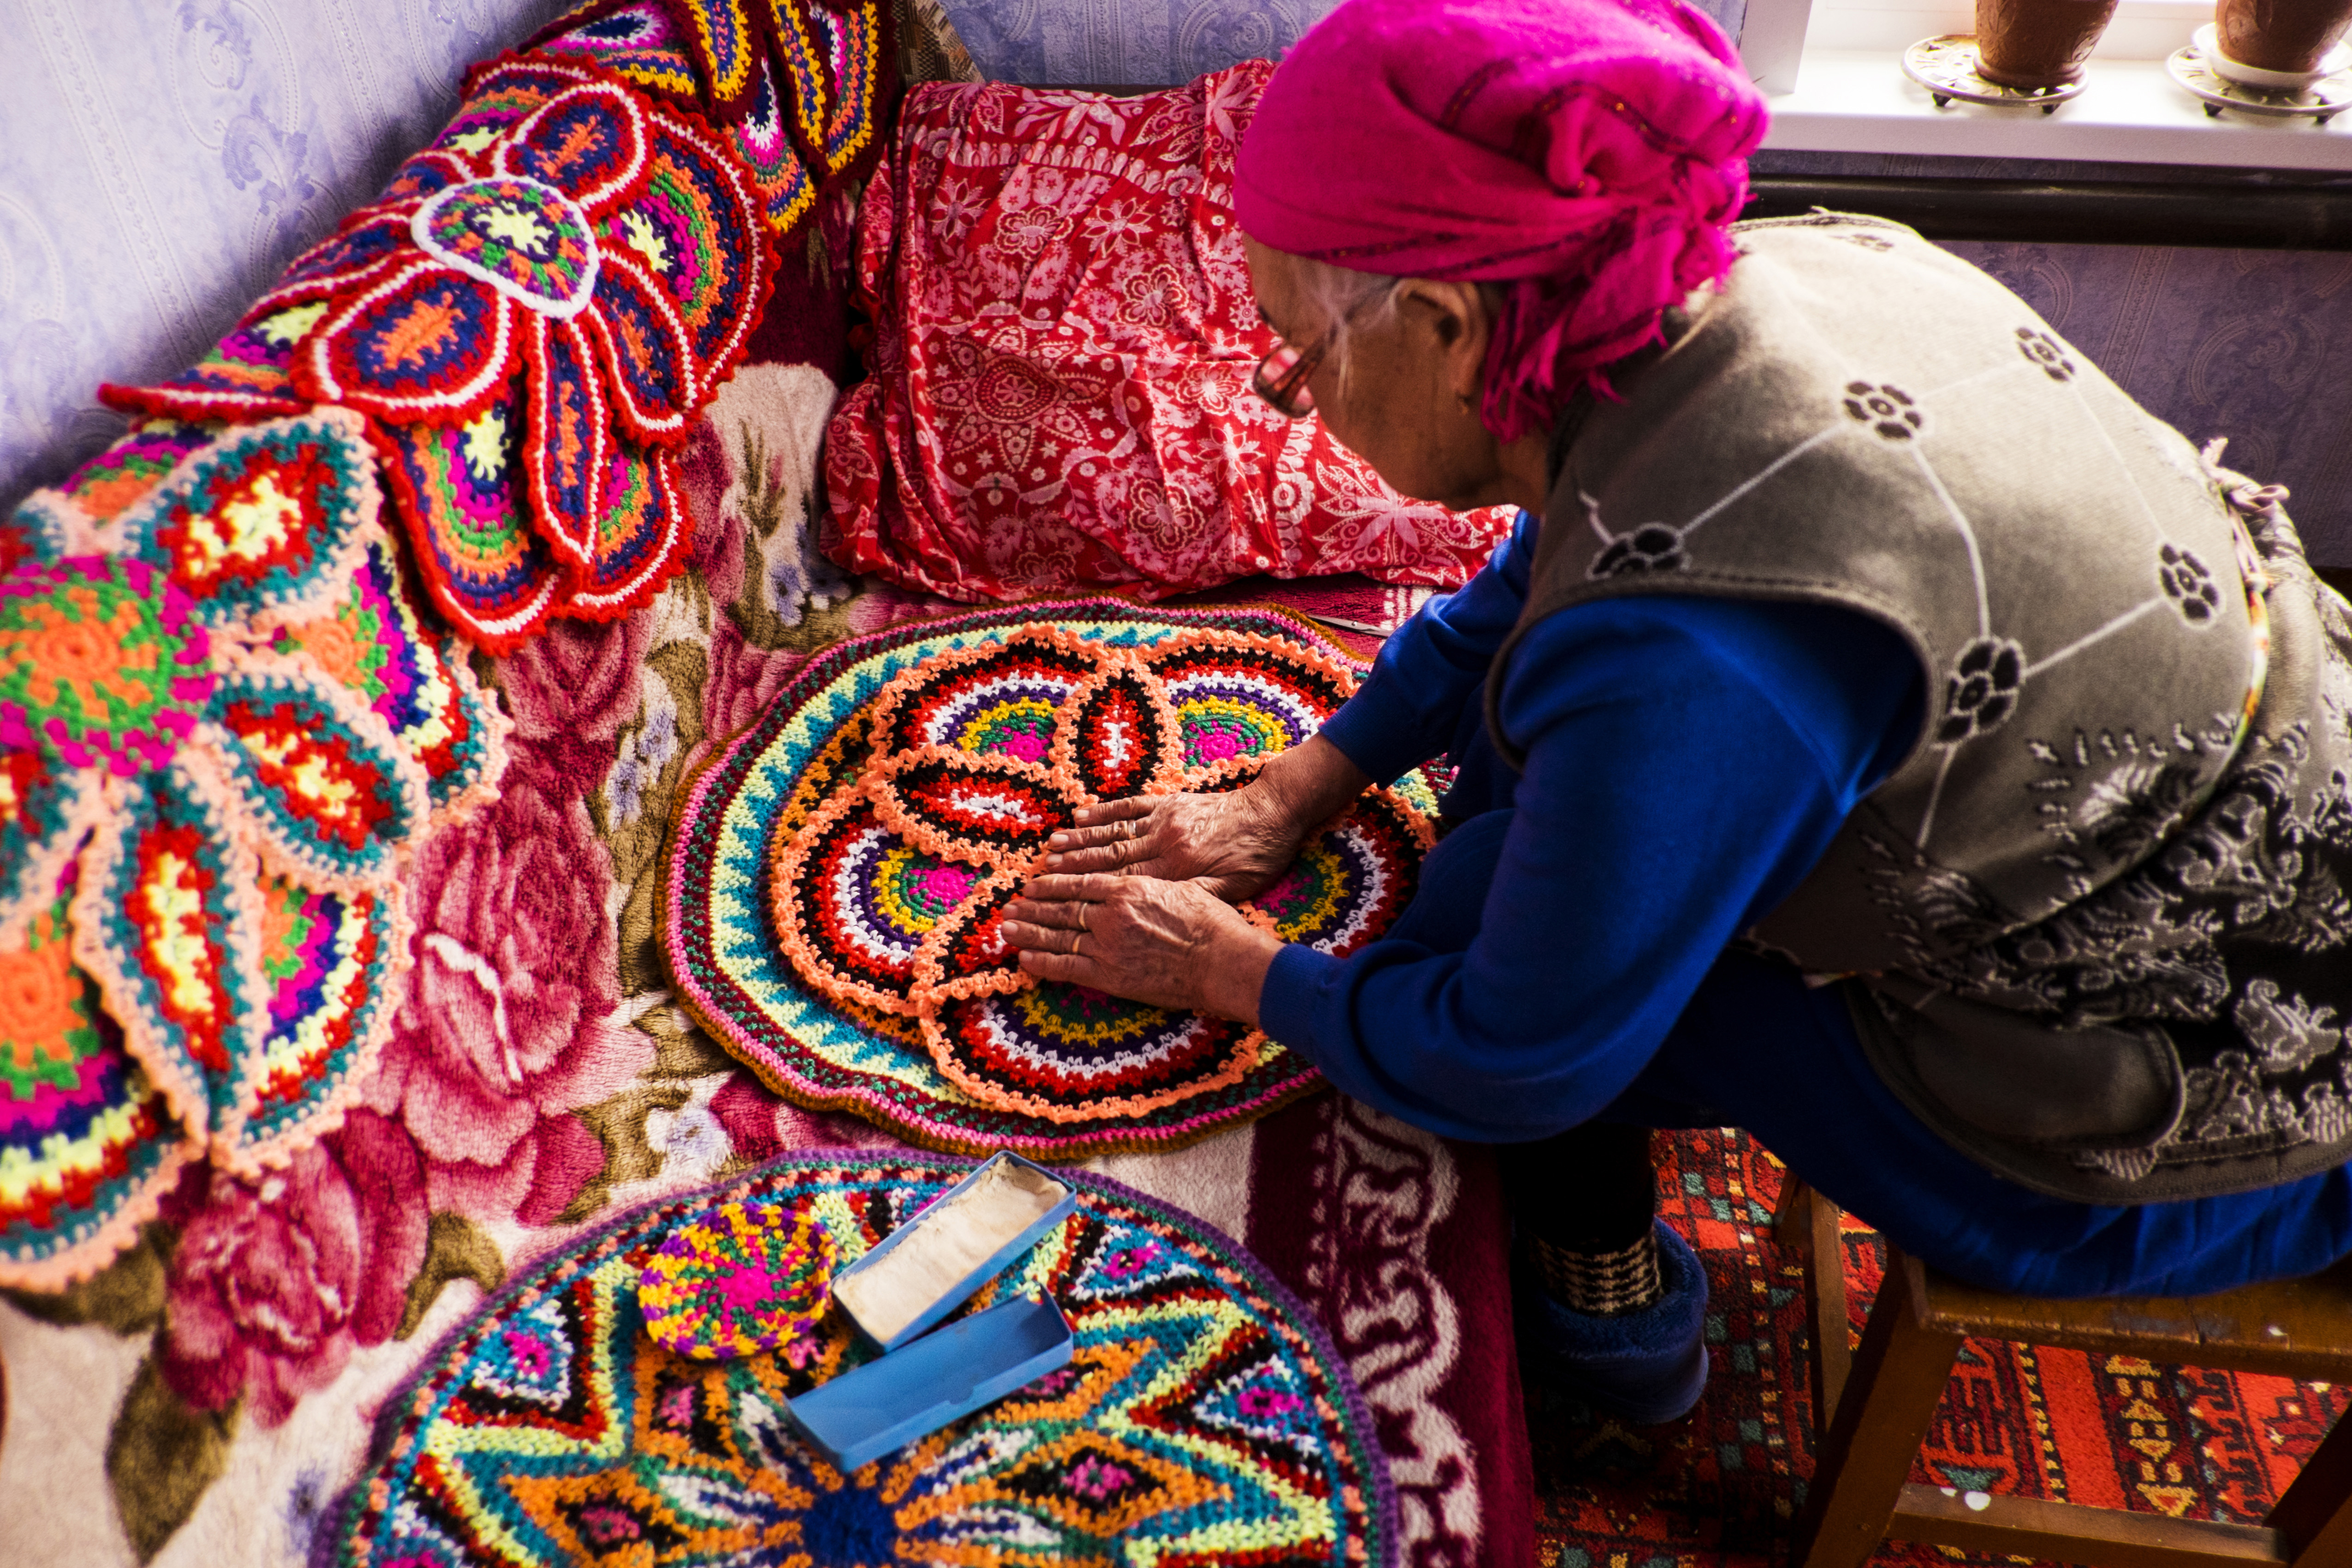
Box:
[1975,0,2123,87]
[2215,0,2352,72]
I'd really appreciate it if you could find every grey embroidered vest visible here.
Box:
[1491,212,2352,1204]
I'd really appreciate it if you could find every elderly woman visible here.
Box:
[1002,0,2352,1424]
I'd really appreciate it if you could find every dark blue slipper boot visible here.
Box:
[1513,1218,1709,1425]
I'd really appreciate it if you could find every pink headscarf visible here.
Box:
[1234,0,1769,443]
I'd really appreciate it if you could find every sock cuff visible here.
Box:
[1527,1228,1665,1317]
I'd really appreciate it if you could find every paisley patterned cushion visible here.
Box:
[822,64,1518,604]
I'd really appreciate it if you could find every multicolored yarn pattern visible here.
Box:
[768,0,833,172]
[118,412,381,630]
[770,620,1431,1124]
[533,0,886,237]
[534,1,702,107]
[70,757,273,1151]
[92,303,321,425]
[637,1200,834,1361]
[247,873,401,1152]
[373,385,567,646]
[679,0,761,116]
[729,54,818,233]
[269,535,506,819]
[48,421,222,528]
[101,53,775,651]
[326,1152,1396,1568]
[661,601,1439,1158]
[566,428,689,615]
[0,556,214,781]
[99,207,422,428]
[807,0,881,173]
[0,412,508,1289]
[192,660,430,891]
[0,869,199,1293]
[0,493,65,582]
[764,0,881,174]
[0,732,103,949]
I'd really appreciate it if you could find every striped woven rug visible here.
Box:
[1531,1128,2349,1568]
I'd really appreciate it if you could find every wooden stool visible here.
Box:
[1777,1179,2352,1568]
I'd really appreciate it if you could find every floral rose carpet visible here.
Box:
[0,365,1527,1568]
[1534,1128,2352,1568]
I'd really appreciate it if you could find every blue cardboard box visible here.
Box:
[788,1294,1075,1471]
[829,1151,1077,1350]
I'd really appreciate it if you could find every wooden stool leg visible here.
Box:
[1774,1170,1816,1244]
[1792,1253,1968,1568]
[1792,1184,1857,1420]
[2269,1400,2352,1564]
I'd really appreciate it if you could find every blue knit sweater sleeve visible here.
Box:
[1316,512,1539,784]
[1259,585,1923,1142]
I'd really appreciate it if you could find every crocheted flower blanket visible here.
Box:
[103,54,772,653]
[0,0,902,1294]
[2,409,507,1293]
[96,0,896,655]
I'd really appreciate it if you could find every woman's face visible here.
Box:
[1244,237,1522,513]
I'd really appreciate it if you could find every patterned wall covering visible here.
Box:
[1942,239,2352,566]
[929,0,1744,84]
[1756,150,2352,566]
[0,0,576,509]
[937,0,1337,84]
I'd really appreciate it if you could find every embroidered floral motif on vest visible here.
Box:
[1498,214,2352,1203]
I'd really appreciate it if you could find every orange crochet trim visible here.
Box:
[766,623,1432,1125]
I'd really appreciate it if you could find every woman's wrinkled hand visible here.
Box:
[1043,735,1374,898]
[1040,787,1305,900]
[1002,874,1282,1023]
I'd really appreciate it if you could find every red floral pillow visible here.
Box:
[821,65,1517,601]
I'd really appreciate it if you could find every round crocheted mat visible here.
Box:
[326,1151,1398,1568]
[660,600,1438,1157]
[637,1201,834,1361]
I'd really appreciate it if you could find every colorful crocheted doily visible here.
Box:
[662,601,1437,1157]
[326,1152,1396,1568]
[0,412,507,1290]
[638,1201,835,1362]
[535,0,889,173]
[100,53,772,651]
[529,0,888,240]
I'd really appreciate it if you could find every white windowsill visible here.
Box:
[1762,48,2352,171]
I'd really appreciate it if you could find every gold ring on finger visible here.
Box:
[1077,902,1090,932]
